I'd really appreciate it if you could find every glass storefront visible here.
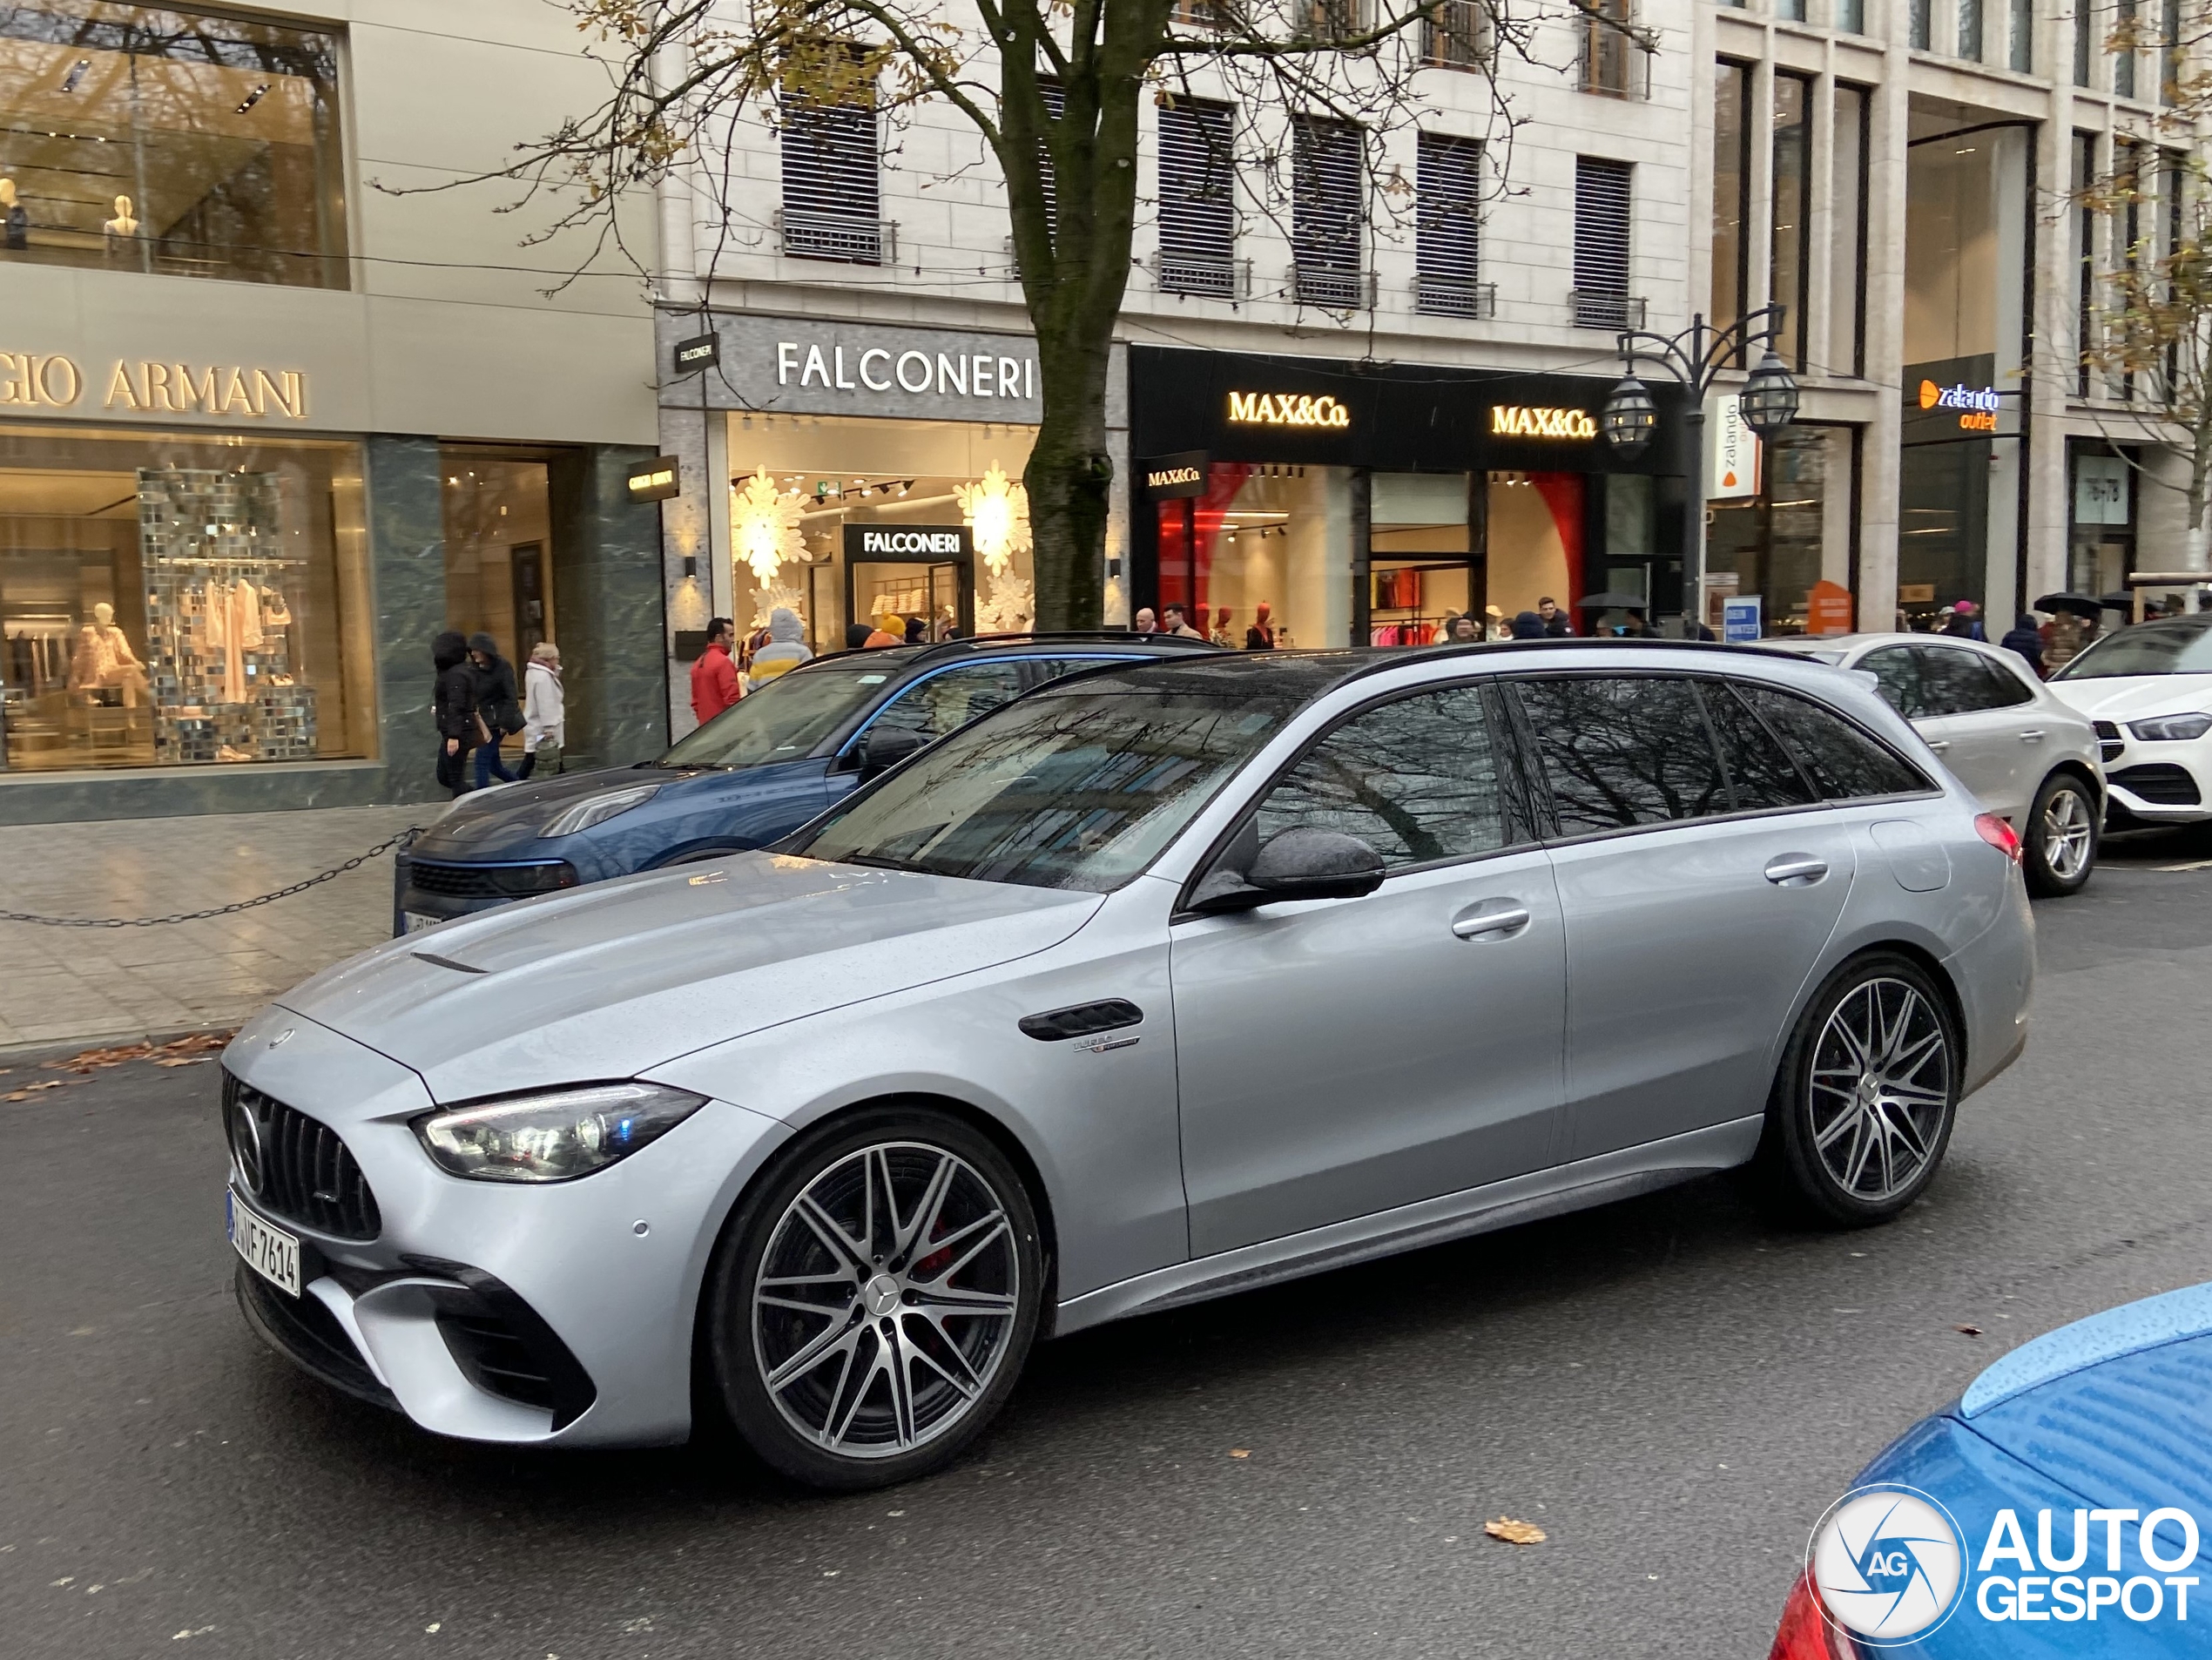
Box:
[442,450,556,659]
[1158,464,1350,648]
[0,2,346,287]
[1706,426,1857,635]
[720,413,1039,653]
[0,422,370,772]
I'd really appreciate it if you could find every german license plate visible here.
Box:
[227,1191,301,1298]
[403,912,441,934]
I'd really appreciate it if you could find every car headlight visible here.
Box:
[414,1082,708,1183]
[2126,712,2212,742]
[543,783,660,838]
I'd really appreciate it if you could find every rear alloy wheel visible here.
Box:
[1758,955,1960,1227]
[2024,773,2098,898]
[705,1107,1043,1489]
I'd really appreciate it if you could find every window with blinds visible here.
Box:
[1157,98,1238,296]
[1571,155,1635,328]
[1415,132,1487,316]
[1029,80,1067,249]
[1291,116,1366,307]
[780,78,883,264]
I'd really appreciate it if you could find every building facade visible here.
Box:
[0,1,663,823]
[651,0,1702,732]
[1692,0,2202,638]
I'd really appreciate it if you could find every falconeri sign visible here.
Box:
[1490,405,1598,440]
[1226,391,1352,428]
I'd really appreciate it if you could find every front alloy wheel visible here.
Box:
[2025,773,2097,897]
[1758,955,1960,1226]
[707,1108,1042,1488]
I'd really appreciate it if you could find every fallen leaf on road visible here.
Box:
[1228,1448,1251,1459]
[1485,1517,1548,1546]
[154,1057,209,1068]
[1954,1325,1983,1338]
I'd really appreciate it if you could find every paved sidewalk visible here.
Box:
[0,804,427,1050]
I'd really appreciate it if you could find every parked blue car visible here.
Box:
[395,632,1216,935]
[1768,1281,2212,1657]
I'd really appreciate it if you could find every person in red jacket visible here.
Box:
[690,617,741,725]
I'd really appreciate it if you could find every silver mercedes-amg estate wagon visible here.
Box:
[220,641,2033,1488]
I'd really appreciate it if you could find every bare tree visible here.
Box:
[421,0,1643,627]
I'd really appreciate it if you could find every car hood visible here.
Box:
[411,766,711,857]
[274,852,1102,1100]
[2045,674,2212,723]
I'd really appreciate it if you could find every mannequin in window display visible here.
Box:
[103,194,140,260]
[0,179,26,251]
[68,603,149,705]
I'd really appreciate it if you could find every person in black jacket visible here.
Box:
[431,631,478,796]
[467,632,523,790]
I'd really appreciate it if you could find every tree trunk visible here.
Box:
[1024,327,1115,631]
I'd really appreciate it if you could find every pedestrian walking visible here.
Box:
[1445,613,1482,643]
[1537,596,1572,637]
[1511,610,1548,639]
[1132,607,1157,634]
[691,617,741,725]
[2000,614,2046,678]
[1944,600,1987,640]
[1162,604,1204,638]
[467,631,523,789]
[432,630,479,797]
[750,607,813,683]
[518,641,564,777]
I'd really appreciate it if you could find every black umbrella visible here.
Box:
[1575,590,1649,610]
[2101,591,2140,611]
[2033,591,2104,620]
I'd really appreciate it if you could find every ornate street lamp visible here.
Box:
[1605,307,1797,637]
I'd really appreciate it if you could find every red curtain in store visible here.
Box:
[1529,472,1586,627]
[1155,464,1252,611]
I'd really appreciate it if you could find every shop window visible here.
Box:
[1487,472,1585,625]
[1706,426,1854,636]
[1831,84,1869,379]
[1254,685,1509,866]
[1511,676,1731,833]
[1291,117,1366,308]
[0,1,346,287]
[442,453,556,676]
[1572,156,1636,328]
[779,68,884,264]
[1414,132,1486,317]
[723,413,1038,657]
[0,424,369,773]
[1371,472,1474,644]
[1157,462,1352,651]
[1157,98,1238,298]
[1771,72,1813,371]
[1711,63,1751,355]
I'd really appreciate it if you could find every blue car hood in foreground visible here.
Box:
[1833,1285,2212,1657]
[275,852,1101,1102]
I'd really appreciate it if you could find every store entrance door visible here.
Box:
[847,556,974,641]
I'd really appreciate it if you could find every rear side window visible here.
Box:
[1912,644,2012,715]
[1733,682,1933,800]
[1703,681,1818,809]
[1254,685,1510,867]
[1512,676,1730,835]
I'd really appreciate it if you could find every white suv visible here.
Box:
[2046,616,2212,831]
[1766,633,2104,896]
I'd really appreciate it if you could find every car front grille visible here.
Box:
[404,859,578,900]
[222,1072,381,1240]
[2107,762,2202,806]
[2094,720,2125,763]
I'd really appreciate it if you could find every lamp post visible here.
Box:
[1600,307,1799,638]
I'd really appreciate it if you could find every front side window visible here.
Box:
[1254,685,1510,866]
[1734,683,1934,800]
[2052,617,2212,678]
[866,662,1027,746]
[1859,645,1929,718]
[792,681,1300,891]
[1513,675,1729,835]
[0,2,346,287]
[658,661,893,769]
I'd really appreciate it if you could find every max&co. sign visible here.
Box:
[1226,391,1352,429]
[2,348,309,420]
[1139,450,1210,502]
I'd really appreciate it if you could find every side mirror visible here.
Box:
[1188,826,1386,913]
[858,725,927,782]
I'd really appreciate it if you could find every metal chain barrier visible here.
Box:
[0,827,423,928]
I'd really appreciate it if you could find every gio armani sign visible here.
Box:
[2,348,308,420]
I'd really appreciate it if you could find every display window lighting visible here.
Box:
[60,58,91,93]
[235,84,270,115]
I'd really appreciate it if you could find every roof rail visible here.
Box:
[910,630,1219,665]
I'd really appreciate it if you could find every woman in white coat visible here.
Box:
[518,641,564,778]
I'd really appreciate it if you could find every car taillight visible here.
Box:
[1768,1569,1854,1659]
[1974,811,2022,862]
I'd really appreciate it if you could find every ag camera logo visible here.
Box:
[1807,1485,1969,1645]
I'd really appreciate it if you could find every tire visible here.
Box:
[1755,954,1961,1228]
[703,1104,1044,1490]
[2023,772,2098,898]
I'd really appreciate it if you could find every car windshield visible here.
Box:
[658,660,900,768]
[788,679,1302,892]
[2052,617,2212,680]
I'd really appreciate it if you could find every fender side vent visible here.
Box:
[1020,1000,1144,1042]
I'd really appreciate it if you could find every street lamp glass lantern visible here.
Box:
[1739,348,1800,436]
[1602,374,1658,453]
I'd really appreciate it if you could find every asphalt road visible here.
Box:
[7,843,2212,1660]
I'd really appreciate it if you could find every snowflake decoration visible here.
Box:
[956,462,1031,578]
[731,468,807,586]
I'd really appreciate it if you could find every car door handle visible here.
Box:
[2019,729,2046,742]
[1925,739,1951,752]
[1763,855,1829,887]
[1451,904,1532,940]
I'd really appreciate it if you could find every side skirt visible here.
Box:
[1051,1116,1765,1336]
